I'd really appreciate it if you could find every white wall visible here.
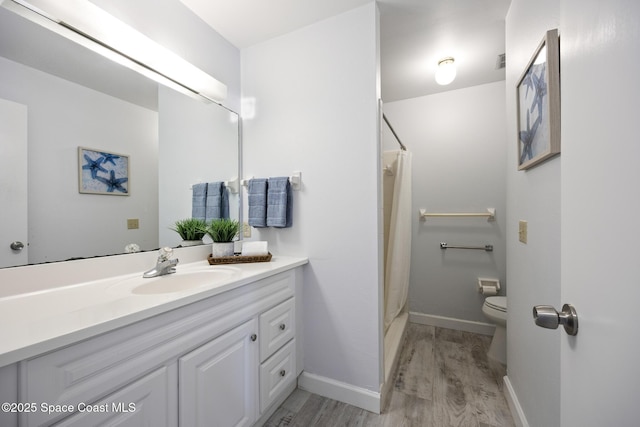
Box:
[505,1,561,426]
[0,56,159,263]
[241,3,382,397]
[383,81,507,323]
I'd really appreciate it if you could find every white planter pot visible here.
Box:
[211,242,234,257]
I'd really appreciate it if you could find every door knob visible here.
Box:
[533,304,578,336]
[10,241,24,251]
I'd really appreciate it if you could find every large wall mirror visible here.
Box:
[0,5,240,268]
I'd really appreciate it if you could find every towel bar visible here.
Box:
[241,171,302,191]
[224,176,239,194]
[420,208,495,222]
[440,242,494,252]
[190,178,239,194]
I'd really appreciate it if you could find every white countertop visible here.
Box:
[0,255,307,368]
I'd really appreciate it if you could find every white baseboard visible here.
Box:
[503,375,529,427]
[297,371,381,414]
[409,312,496,336]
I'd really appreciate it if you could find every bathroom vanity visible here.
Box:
[0,250,307,427]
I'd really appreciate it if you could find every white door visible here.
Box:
[559,1,640,426]
[0,98,28,267]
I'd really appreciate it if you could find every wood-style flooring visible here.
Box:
[264,323,515,427]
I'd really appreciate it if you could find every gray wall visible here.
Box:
[383,81,507,324]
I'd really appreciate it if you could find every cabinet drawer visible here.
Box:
[53,366,174,427]
[260,339,296,413]
[259,297,295,362]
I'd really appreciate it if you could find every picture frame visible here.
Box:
[78,147,129,195]
[516,28,560,170]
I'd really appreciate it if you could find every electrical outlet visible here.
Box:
[519,220,527,244]
[243,222,251,238]
[127,218,139,230]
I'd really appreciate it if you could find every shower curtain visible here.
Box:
[384,150,412,333]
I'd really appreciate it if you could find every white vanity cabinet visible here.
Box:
[7,266,302,427]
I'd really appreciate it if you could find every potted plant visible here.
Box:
[207,218,239,257]
[171,218,207,246]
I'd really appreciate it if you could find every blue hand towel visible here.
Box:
[191,183,207,221]
[248,178,268,228]
[267,177,293,228]
[205,182,229,222]
[221,184,229,219]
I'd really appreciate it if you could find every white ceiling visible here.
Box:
[179,0,511,102]
[179,0,372,49]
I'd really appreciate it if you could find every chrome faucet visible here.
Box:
[143,247,179,278]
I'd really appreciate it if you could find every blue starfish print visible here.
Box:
[530,65,547,120]
[96,170,128,193]
[82,154,107,179]
[521,71,535,98]
[99,152,121,166]
[519,110,541,164]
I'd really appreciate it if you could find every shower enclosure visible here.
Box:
[380,109,412,404]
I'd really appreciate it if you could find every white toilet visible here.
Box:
[482,296,507,364]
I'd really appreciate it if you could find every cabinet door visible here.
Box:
[53,366,174,427]
[179,319,258,427]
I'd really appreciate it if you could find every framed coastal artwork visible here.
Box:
[516,28,560,170]
[78,147,129,195]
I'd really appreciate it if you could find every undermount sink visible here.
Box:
[111,267,241,295]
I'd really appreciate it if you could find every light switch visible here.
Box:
[127,218,139,230]
[519,220,527,244]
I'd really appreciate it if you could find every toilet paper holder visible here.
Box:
[478,278,500,295]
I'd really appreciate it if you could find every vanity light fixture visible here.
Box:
[435,57,456,86]
[3,0,227,103]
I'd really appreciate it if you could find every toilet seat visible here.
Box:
[484,296,507,312]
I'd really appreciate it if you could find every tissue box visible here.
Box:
[241,241,269,256]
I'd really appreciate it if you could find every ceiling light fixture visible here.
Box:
[3,0,227,103]
[435,57,456,86]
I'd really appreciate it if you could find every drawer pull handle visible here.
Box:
[280,370,286,377]
[279,324,286,331]
[250,334,257,342]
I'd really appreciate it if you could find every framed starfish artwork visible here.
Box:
[516,28,560,171]
[78,147,129,195]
